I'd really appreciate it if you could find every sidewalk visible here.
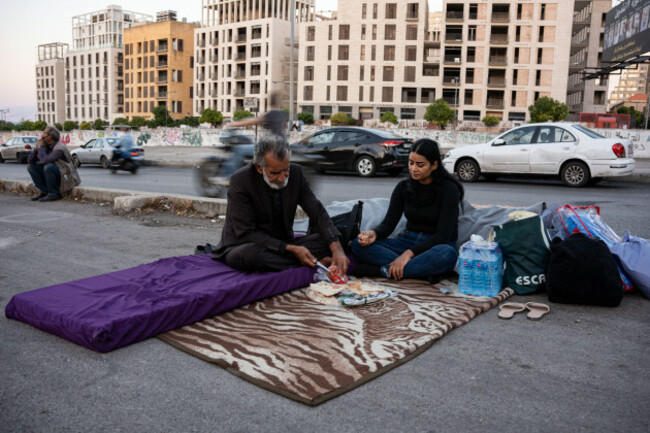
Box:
[141,145,650,183]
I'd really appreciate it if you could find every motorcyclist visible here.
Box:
[112,125,135,163]
[218,91,287,182]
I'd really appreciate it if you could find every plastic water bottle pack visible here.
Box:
[458,235,504,297]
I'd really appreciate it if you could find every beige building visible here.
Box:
[36,43,68,125]
[124,11,199,121]
[193,0,315,119]
[298,0,437,121]
[65,5,151,123]
[608,63,649,111]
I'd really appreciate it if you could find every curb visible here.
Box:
[0,179,229,218]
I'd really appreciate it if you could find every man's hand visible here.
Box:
[388,250,414,280]
[286,244,317,267]
[328,240,349,275]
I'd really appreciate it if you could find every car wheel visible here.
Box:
[72,155,81,167]
[355,155,376,177]
[456,159,480,182]
[561,161,590,187]
[100,155,110,169]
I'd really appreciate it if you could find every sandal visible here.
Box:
[498,302,526,319]
[525,302,550,320]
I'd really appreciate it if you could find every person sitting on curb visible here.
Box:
[26,126,68,202]
[212,135,349,275]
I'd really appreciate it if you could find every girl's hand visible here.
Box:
[388,250,414,280]
[357,230,376,247]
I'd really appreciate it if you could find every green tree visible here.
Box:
[199,108,223,126]
[0,121,14,131]
[33,120,47,131]
[616,106,645,128]
[54,122,63,131]
[63,120,76,131]
[297,111,314,124]
[130,116,147,128]
[179,116,200,127]
[347,116,358,125]
[330,112,348,126]
[151,105,172,127]
[92,119,108,130]
[424,99,454,128]
[112,117,129,126]
[528,96,569,123]
[16,120,34,131]
[481,115,500,130]
[146,119,158,129]
[380,111,398,124]
[232,109,254,121]
[79,122,91,130]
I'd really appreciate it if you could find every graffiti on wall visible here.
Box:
[594,129,650,154]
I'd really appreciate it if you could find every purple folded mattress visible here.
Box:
[5,255,315,353]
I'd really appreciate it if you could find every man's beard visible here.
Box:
[262,169,289,190]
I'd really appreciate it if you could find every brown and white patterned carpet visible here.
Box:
[159,278,513,405]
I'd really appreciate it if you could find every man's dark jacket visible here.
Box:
[212,163,340,259]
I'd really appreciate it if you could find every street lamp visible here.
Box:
[0,109,10,122]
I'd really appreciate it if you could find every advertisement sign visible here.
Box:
[602,0,650,63]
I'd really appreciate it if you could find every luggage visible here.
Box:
[611,232,650,299]
[546,233,624,307]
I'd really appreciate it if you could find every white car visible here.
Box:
[443,123,635,187]
[0,136,38,163]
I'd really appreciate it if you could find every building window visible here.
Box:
[468,25,477,41]
[536,70,541,86]
[370,86,374,101]
[514,47,520,63]
[328,25,333,40]
[360,45,366,60]
[371,45,376,61]
[513,69,518,85]
[304,66,314,81]
[328,45,332,61]
[307,26,315,41]
[372,25,377,40]
[405,46,417,61]
[338,65,348,80]
[327,65,331,80]
[541,4,546,20]
[360,65,365,80]
[326,86,330,101]
[373,3,378,19]
[339,45,349,61]
[406,25,418,40]
[407,3,419,19]
[359,86,364,101]
[383,66,394,81]
[304,86,313,101]
[382,87,393,102]
[385,25,396,40]
[339,25,350,40]
[517,4,523,20]
[362,3,367,19]
[361,25,366,40]
[172,70,183,83]
[537,48,542,64]
[337,86,347,101]
[306,46,315,61]
[371,66,376,80]
[405,66,416,82]
[511,90,517,106]
[384,46,395,61]
[538,26,545,42]
[386,3,397,19]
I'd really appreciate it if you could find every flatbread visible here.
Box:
[346,280,384,297]
[309,281,347,297]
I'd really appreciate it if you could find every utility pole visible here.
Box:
[289,0,295,129]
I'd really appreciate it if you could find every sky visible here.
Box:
[0,0,443,122]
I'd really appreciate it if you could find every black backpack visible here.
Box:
[546,233,624,307]
[308,201,363,254]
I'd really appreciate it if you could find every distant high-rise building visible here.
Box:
[64,5,151,123]
[193,0,315,119]
[36,43,68,125]
[123,13,199,121]
[608,63,649,110]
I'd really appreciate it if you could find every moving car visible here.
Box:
[0,136,38,163]
[70,137,144,168]
[290,127,412,177]
[442,123,635,187]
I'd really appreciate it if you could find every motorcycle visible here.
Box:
[110,148,143,174]
[196,130,324,198]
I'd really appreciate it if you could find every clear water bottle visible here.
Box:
[457,244,473,294]
[472,249,487,296]
[483,245,503,297]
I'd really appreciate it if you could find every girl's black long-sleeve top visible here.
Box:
[373,177,460,256]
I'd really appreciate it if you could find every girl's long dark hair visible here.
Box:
[409,138,464,203]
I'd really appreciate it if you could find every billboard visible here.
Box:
[602,0,650,63]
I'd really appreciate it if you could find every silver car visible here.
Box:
[0,136,38,163]
[70,138,119,168]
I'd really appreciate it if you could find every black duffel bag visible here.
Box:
[546,233,624,307]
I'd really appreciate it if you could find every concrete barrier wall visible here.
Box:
[2,126,649,157]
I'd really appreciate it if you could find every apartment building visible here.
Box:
[193,0,314,119]
[608,63,649,110]
[36,43,68,125]
[65,5,151,123]
[124,11,199,121]
[566,0,610,114]
[298,0,437,121]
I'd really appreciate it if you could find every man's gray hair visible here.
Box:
[45,125,60,142]
[254,135,290,167]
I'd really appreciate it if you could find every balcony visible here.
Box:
[235,71,246,79]
[442,96,458,106]
[209,88,218,97]
[444,55,462,64]
[569,59,587,70]
[210,54,219,62]
[156,62,168,68]
[446,11,463,22]
[197,39,206,48]
[156,92,167,99]
[197,72,204,81]
[486,99,504,108]
[209,71,218,80]
[209,37,219,46]
[442,77,461,86]
[197,56,205,65]
[235,34,247,43]
[445,35,463,44]
[424,55,439,63]
[196,89,205,98]
[487,78,506,88]
[157,77,169,83]
[235,53,246,61]
[234,89,245,97]
[490,35,509,44]
[157,45,168,53]
[488,56,507,66]
[491,12,510,23]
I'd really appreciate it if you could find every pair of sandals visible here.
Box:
[498,302,550,320]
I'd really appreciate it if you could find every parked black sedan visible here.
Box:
[290,127,412,177]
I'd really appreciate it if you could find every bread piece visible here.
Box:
[309,281,347,297]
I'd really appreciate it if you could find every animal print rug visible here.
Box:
[159,278,513,405]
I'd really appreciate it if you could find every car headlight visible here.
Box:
[444,151,452,160]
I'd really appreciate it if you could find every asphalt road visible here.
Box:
[1,193,649,433]
[2,163,650,238]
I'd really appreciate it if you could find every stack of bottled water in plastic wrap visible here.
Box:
[458,235,504,297]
